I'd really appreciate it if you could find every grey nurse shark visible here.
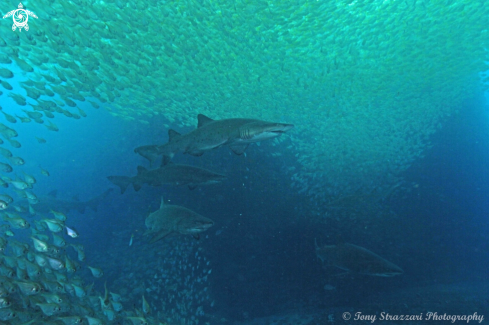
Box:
[17,188,113,214]
[107,163,227,193]
[135,114,294,165]
[316,241,403,277]
[144,197,214,243]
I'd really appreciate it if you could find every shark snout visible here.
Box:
[239,122,294,141]
[272,123,294,133]
[190,219,214,232]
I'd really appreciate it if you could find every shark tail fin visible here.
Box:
[107,176,132,194]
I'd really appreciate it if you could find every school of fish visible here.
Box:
[0,0,485,323]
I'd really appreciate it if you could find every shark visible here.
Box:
[14,188,114,215]
[107,163,227,194]
[135,114,294,165]
[133,145,161,168]
[144,197,214,243]
[315,241,403,277]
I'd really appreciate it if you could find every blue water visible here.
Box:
[2,87,489,323]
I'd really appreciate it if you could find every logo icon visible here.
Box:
[3,3,37,32]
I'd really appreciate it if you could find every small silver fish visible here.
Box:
[16,281,42,296]
[142,295,151,314]
[87,266,103,278]
[85,316,104,325]
[10,180,28,190]
[57,316,84,325]
[40,166,50,176]
[52,233,66,247]
[42,219,64,233]
[30,237,49,252]
[46,256,64,271]
[65,225,78,238]
[50,210,67,221]
[36,303,61,316]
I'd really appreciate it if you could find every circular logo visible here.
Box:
[13,9,28,28]
[2,3,38,32]
[343,312,351,320]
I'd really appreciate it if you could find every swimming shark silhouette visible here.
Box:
[107,163,226,193]
[18,188,113,214]
[135,114,294,165]
[144,197,214,243]
[316,241,403,277]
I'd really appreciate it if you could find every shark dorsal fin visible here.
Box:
[48,190,57,198]
[136,166,147,175]
[168,129,181,142]
[197,114,214,128]
[160,197,165,209]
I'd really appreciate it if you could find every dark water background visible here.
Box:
[3,94,489,322]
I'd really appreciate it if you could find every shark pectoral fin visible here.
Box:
[188,184,197,190]
[229,144,249,155]
[192,234,200,240]
[149,230,172,243]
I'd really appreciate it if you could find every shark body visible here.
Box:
[144,197,214,243]
[135,114,294,165]
[107,163,226,194]
[17,189,113,214]
[316,242,403,277]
